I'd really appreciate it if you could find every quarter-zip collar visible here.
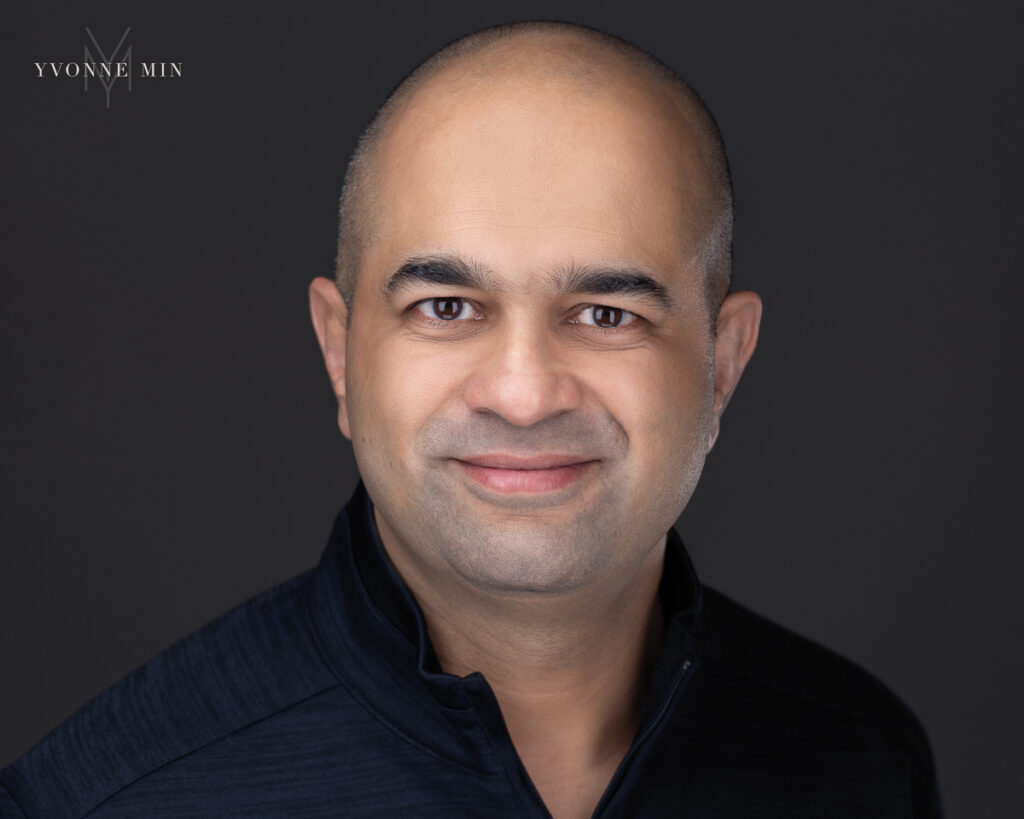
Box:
[308,483,703,809]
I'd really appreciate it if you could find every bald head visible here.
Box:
[335,22,733,319]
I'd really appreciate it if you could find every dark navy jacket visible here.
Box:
[0,484,942,817]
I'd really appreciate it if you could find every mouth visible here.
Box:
[452,454,599,494]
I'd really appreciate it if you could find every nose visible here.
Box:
[462,320,584,427]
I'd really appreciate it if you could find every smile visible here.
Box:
[452,454,599,494]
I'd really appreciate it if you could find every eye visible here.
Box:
[571,304,640,329]
[412,297,482,322]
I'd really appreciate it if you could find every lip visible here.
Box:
[453,454,598,494]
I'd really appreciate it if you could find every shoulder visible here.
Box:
[694,586,940,803]
[696,586,932,752]
[0,571,340,819]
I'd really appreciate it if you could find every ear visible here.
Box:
[308,277,352,440]
[708,291,762,451]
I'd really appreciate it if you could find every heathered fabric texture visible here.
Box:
[0,484,943,817]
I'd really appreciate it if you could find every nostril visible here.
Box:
[463,371,583,428]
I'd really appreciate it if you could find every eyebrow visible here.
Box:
[384,257,495,297]
[552,266,675,311]
[384,255,674,311]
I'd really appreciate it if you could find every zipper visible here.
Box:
[517,755,554,818]
[588,657,693,818]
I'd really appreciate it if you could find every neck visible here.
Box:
[374,508,666,818]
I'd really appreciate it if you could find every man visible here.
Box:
[0,21,941,818]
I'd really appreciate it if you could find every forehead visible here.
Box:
[365,47,704,295]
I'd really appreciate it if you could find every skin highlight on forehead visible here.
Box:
[374,74,700,263]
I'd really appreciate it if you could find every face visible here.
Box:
[313,61,758,597]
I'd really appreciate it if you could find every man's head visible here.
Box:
[310,22,761,599]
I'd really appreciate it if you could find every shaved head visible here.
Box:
[335,21,733,319]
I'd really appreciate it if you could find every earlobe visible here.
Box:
[308,277,352,439]
[708,291,762,450]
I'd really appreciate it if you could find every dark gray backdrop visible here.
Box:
[2,2,1020,817]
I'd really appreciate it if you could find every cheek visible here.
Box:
[588,343,713,469]
[347,333,467,455]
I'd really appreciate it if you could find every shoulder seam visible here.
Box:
[701,652,921,757]
[73,576,337,817]
[80,677,343,817]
